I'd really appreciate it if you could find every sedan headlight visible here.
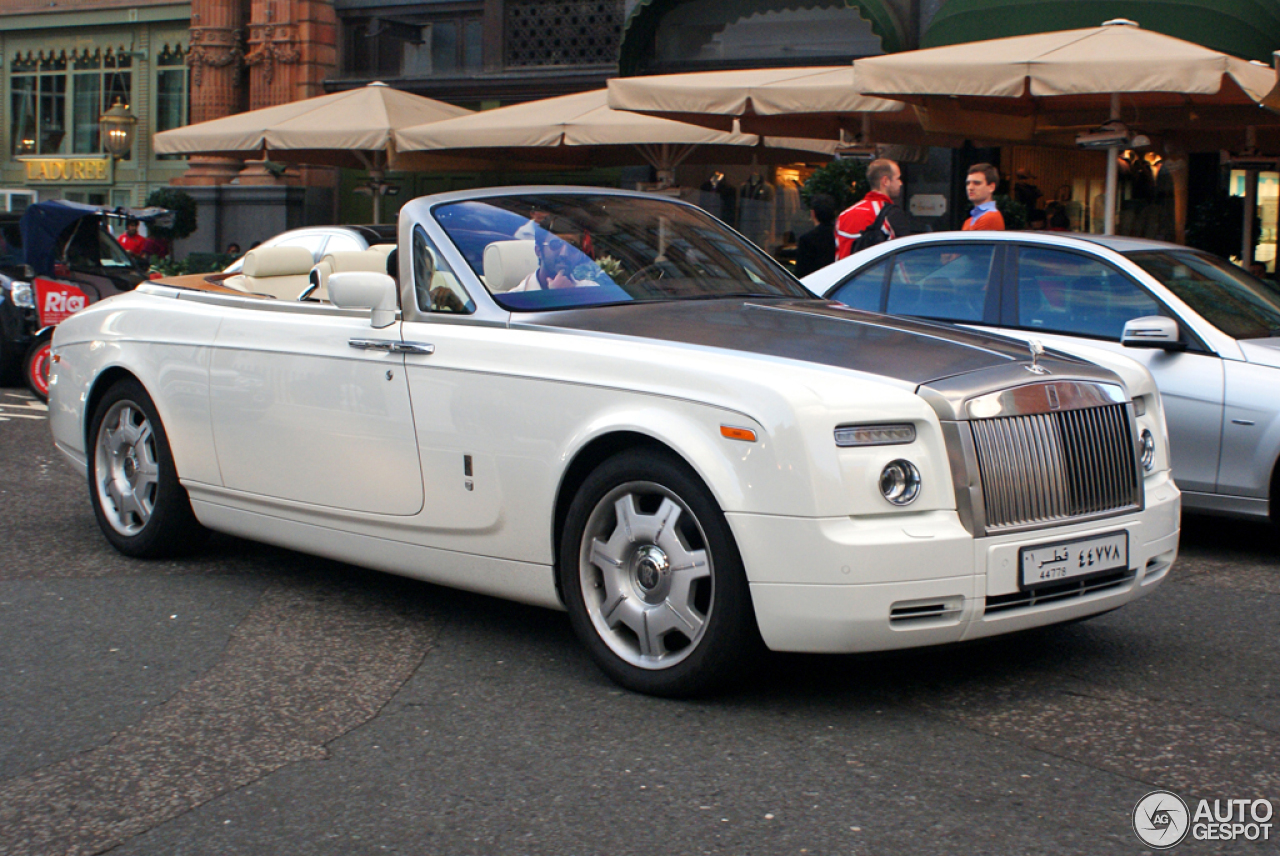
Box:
[1139,429,1155,472]
[11,281,34,308]
[835,423,916,447]
[880,459,922,506]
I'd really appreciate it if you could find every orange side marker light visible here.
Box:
[720,425,757,442]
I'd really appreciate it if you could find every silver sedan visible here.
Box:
[803,231,1280,523]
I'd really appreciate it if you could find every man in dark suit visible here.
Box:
[794,193,837,278]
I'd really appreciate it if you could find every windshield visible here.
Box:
[1126,250,1280,340]
[432,192,810,311]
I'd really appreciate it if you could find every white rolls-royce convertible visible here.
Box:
[47,188,1181,696]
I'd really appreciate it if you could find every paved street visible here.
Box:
[1,382,1277,855]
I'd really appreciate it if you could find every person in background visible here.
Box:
[794,193,837,278]
[514,217,599,291]
[226,242,242,256]
[1027,209,1048,231]
[1249,261,1269,280]
[835,158,908,260]
[963,164,1005,231]
[118,219,150,258]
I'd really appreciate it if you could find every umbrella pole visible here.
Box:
[1242,127,1258,265]
[370,168,383,226]
[1104,94,1120,236]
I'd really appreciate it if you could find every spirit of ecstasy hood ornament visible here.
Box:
[1025,339,1050,375]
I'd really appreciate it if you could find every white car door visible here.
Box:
[1009,245,1225,494]
[207,301,425,515]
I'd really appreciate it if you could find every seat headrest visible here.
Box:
[243,245,314,277]
[368,243,397,256]
[483,240,538,293]
[322,250,391,273]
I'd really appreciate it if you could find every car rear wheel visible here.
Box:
[558,449,759,697]
[23,332,52,402]
[88,378,207,558]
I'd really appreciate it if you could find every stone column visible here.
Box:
[173,0,247,186]
[244,0,334,109]
[240,0,336,185]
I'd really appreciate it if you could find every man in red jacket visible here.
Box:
[835,158,906,260]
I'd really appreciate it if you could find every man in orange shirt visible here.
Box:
[962,164,1005,231]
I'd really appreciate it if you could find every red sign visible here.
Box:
[34,277,90,327]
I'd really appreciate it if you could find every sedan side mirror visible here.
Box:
[1121,316,1185,351]
[328,271,398,328]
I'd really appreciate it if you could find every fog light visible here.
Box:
[1139,429,1155,472]
[880,459,921,506]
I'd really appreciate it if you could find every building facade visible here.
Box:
[1,0,192,210]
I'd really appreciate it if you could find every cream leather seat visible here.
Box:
[483,240,538,293]
[230,246,315,300]
[310,250,393,301]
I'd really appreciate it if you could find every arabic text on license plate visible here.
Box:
[1019,531,1128,590]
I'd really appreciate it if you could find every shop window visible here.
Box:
[9,47,133,160]
[343,15,482,78]
[505,1,622,68]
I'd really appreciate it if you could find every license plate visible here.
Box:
[1019,531,1129,590]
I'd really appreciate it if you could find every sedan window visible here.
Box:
[1017,247,1160,340]
[884,244,994,322]
[828,258,887,311]
[1125,250,1280,341]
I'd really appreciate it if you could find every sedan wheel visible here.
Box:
[560,450,758,696]
[88,379,206,557]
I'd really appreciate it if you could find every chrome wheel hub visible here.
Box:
[94,401,159,536]
[579,482,713,670]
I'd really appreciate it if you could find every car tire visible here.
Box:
[87,378,207,558]
[23,331,52,402]
[558,448,760,697]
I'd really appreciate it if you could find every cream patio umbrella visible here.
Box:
[606,65,913,142]
[395,88,839,182]
[850,19,1280,235]
[154,81,472,222]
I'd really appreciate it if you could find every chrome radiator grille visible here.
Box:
[970,403,1140,530]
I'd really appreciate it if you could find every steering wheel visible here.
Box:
[624,263,667,288]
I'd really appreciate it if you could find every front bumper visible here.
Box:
[730,473,1180,653]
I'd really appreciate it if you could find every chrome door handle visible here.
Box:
[391,341,435,355]
[348,338,396,351]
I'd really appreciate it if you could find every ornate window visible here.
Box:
[504,0,623,68]
[342,14,483,78]
[155,43,188,159]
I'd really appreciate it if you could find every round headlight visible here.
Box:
[11,281,34,308]
[1139,428,1155,472]
[880,459,921,506]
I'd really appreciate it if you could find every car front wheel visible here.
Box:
[88,378,206,558]
[559,449,759,696]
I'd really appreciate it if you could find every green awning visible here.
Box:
[923,0,1280,63]
[618,0,906,77]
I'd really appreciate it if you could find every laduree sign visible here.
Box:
[19,156,114,185]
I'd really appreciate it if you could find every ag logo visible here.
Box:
[1133,790,1190,849]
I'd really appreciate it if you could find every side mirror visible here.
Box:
[328,271,398,328]
[1121,316,1185,351]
